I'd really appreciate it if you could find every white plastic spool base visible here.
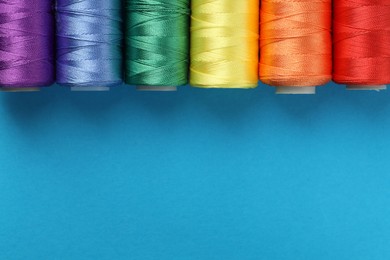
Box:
[347,85,387,91]
[1,88,40,92]
[136,86,177,91]
[276,86,316,95]
[71,86,110,92]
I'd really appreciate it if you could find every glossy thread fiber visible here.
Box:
[56,0,123,87]
[0,1,54,88]
[333,0,390,86]
[260,0,332,87]
[190,1,259,88]
[125,0,190,87]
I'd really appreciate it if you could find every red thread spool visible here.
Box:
[333,0,390,90]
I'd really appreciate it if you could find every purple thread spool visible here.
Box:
[0,1,55,91]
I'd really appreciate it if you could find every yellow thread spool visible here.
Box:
[190,1,260,88]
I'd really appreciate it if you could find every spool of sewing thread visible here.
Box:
[56,0,123,91]
[259,0,332,94]
[190,0,259,89]
[334,1,390,90]
[124,0,190,91]
[0,1,55,91]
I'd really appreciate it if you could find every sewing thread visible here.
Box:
[260,0,332,90]
[333,0,390,88]
[190,0,260,88]
[0,1,55,88]
[124,0,190,87]
[56,0,123,87]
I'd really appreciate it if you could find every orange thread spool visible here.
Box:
[259,0,332,94]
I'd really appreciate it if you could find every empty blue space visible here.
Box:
[0,82,389,259]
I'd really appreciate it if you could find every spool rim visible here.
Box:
[276,86,316,95]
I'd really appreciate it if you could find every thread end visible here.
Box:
[136,86,177,91]
[276,86,316,95]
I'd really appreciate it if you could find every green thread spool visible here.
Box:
[124,0,190,91]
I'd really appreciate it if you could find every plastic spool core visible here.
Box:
[276,86,316,95]
[136,86,177,91]
[71,86,110,92]
[1,88,40,92]
[347,85,387,91]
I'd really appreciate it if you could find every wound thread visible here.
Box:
[190,0,260,89]
[0,1,55,88]
[56,0,123,88]
[333,0,390,88]
[259,0,332,89]
[124,0,190,87]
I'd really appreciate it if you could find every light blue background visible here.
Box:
[1,82,389,259]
